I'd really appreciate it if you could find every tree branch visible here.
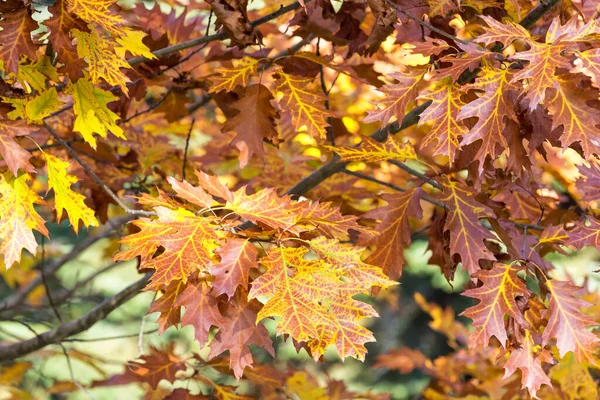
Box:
[286,101,432,196]
[43,122,156,217]
[128,1,305,67]
[0,273,152,362]
[0,215,133,315]
[519,0,560,29]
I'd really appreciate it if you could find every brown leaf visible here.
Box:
[222,84,279,167]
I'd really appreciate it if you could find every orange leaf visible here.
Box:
[542,280,600,364]
[210,239,258,298]
[461,263,531,348]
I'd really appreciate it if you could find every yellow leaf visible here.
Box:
[44,154,98,234]
[72,28,131,95]
[18,56,60,93]
[323,135,416,163]
[4,88,64,124]
[115,28,156,59]
[0,173,48,268]
[67,77,125,148]
[67,0,125,35]
[207,57,258,93]
[275,71,332,138]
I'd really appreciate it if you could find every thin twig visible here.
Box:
[39,236,62,322]
[64,329,158,343]
[0,273,152,361]
[43,122,156,217]
[385,0,469,45]
[182,119,195,180]
[128,1,306,67]
[0,215,133,314]
[59,344,98,400]
[121,88,173,124]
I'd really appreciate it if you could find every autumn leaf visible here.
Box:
[208,57,259,93]
[566,216,600,249]
[274,71,332,138]
[0,172,48,268]
[417,76,468,163]
[210,239,258,298]
[363,69,425,127]
[0,4,39,74]
[461,263,531,349]
[542,280,599,364]
[249,243,395,361]
[548,352,599,399]
[208,296,274,379]
[439,176,496,275]
[127,347,187,389]
[66,0,125,35]
[476,15,530,47]
[174,280,226,346]
[361,188,424,280]
[72,28,132,95]
[546,75,600,158]
[323,135,416,163]
[457,67,518,173]
[147,280,185,333]
[114,207,220,290]
[5,88,64,124]
[0,118,36,175]
[222,84,279,167]
[17,56,60,93]
[68,77,126,148]
[45,153,99,234]
[503,330,552,398]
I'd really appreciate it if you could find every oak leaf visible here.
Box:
[0,4,38,74]
[147,279,185,333]
[363,69,425,127]
[210,239,258,298]
[457,67,518,173]
[45,153,99,234]
[66,0,125,35]
[222,84,279,167]
[361,188,424,280]
[0,118,36,175]
[0,172,48,268]
[114,207,220,290]
[72,28,132,95]
[274,71,332,138]
[476,15,530,47]
[503,330,552,398]
[439,177,496,275]
[566,217,600,250]
[68,77,125,149]
[208,296,274,379]
[323,135,416,163]
[174,280,227,347]
[548,352,599,400]
[417,76,468,163]
[249,242,395,361]
[208,57,258,93]
[5,88,64,124]
[546,75,600,158]
[127,346,187,389]
[461,263,531,349]
[17,56,60,93]
[542,280,599,364]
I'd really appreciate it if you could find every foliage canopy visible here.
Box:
[0,0,600,398]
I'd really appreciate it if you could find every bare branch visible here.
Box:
[0,273,152,362]
[0,215,133,315]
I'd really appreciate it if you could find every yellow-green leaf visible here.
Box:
[4,88,64,124]
[45,154,98,234]
[67,77,125,148]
